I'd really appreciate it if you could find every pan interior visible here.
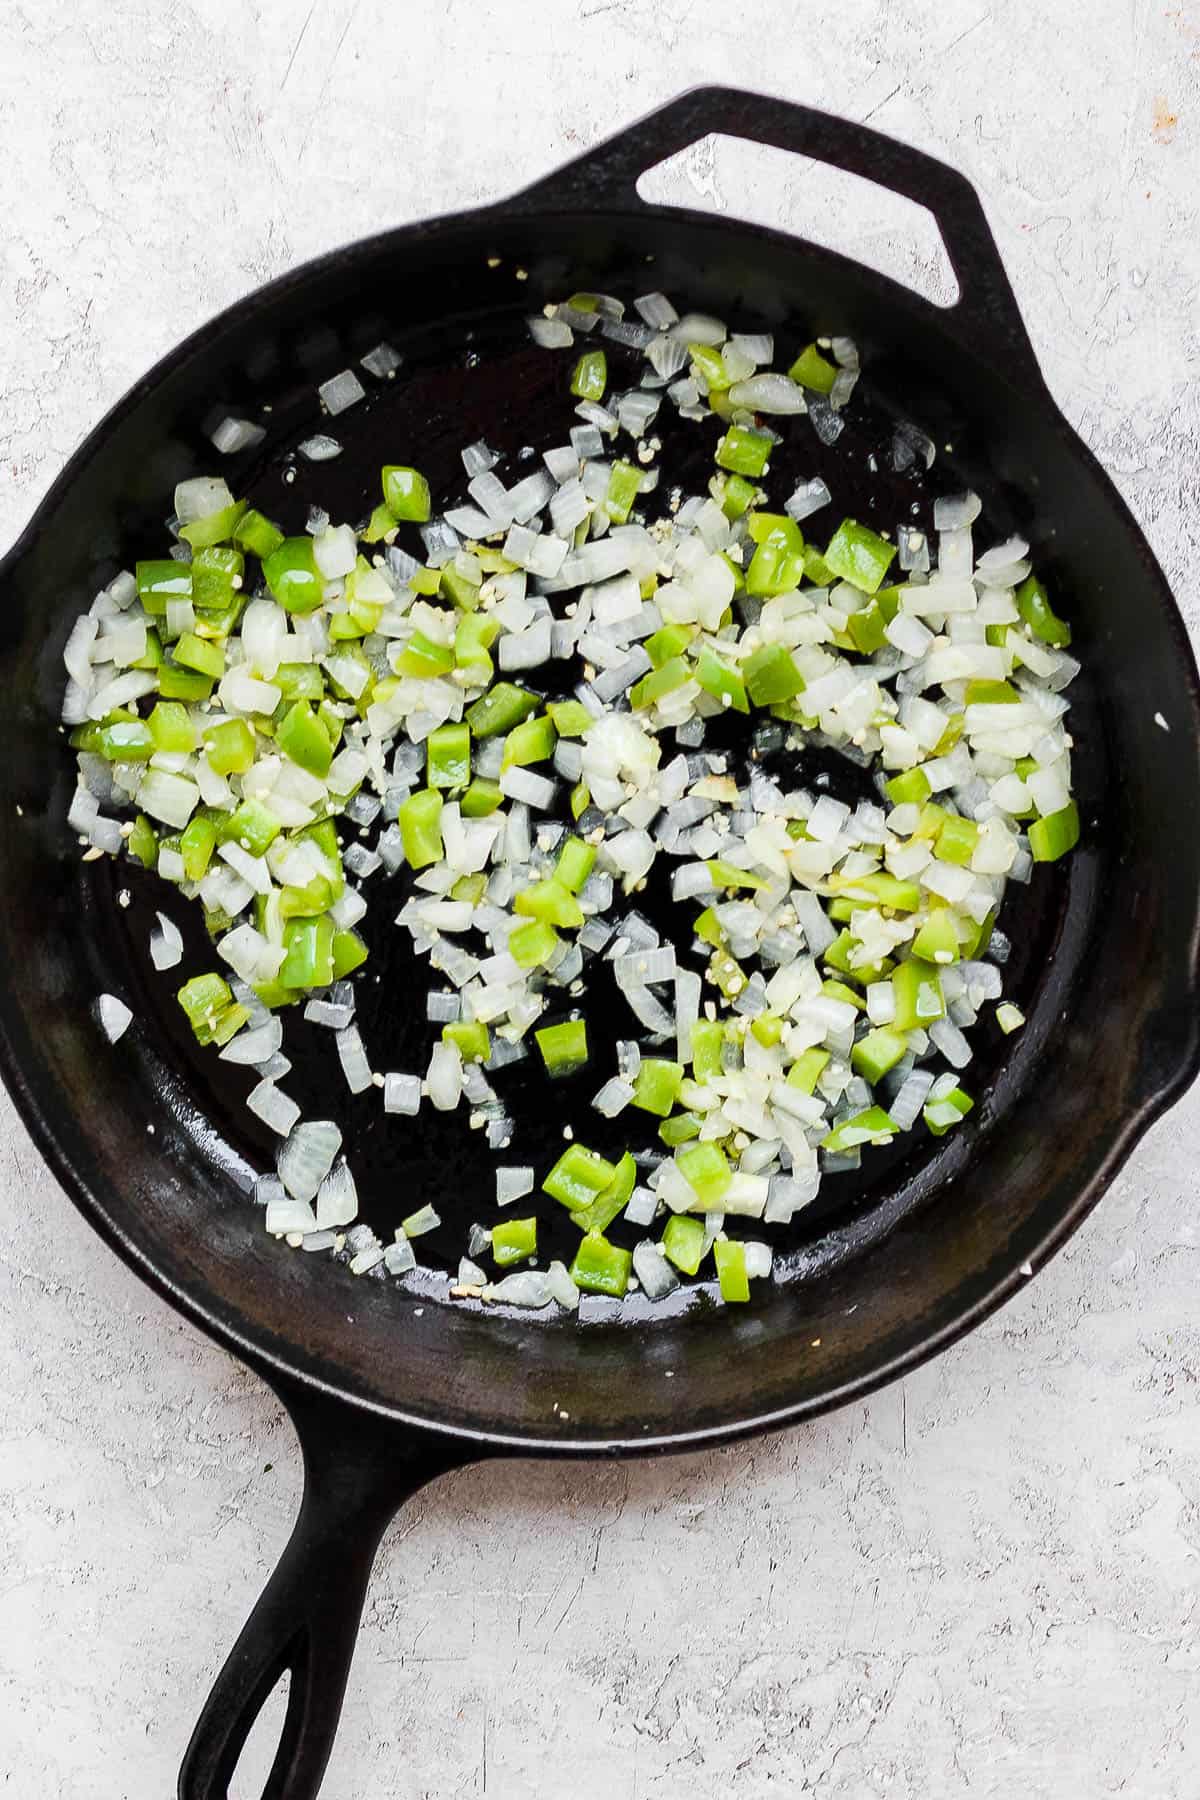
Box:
[1,205,1196,1447]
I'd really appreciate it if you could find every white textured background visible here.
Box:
[3,3,1200,1796]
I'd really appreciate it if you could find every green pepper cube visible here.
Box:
[788,343,838,393]
[822,1105,899,1153]
[1028,800,1080,862]
[937,812,979,866]
[219,799,281,857]
[179,500,247,551]
[427,722,471,791]
[180,812,217,881]
[574,1151,636,1235]
[125,814,158,869]
[234,508,285,559]
[690,1018,725,1081]
[630,657,689,710]
[718,471,758,519]
[398,789,444,872]
[381,465,431,523]
[492,1216,537,1268]
[644,624,694,669]
[631,1058,684,1118]
[851,1027,909,1084]
[605,460,642,524]
[136,560,192,614]
[744,643,804,706]
[676,1141,731,1209]
[570,350,607,402]
[891,957,946,1031]
[660,1111,702,1145]
[163,661,214,707]
[177,972,235,1045]
[279,915,336,990]
[546,699,594,737]
[262,537,325,614]
[912,908,961,965]
[277,701,332,779]
[706,859,766,892]
[923,1086,974,1137]
[695,649,749,714]
[713,1238,750,1302]
[331,930,369,979]
[715,426,773,478]
[569,1231,632,1298]
[788,1047,830,1094]
[203,717,255,775]
[544,1144,616,1211]
[509,919,559,969]
[535,1017,588,1077]
[885,767,932,807]
[273,663,325,704]
[147,701,197,755]
[466,682,538,738]
[745,517,805,597]
[823,519,896,596]
[555,836,596,894]
[172,631,224,680]
[191,545,244,610]
[688,343,730,391]
[848,603,888,655]
[443,1020,490,1063]
[90,719,154,761]
[1016,574,1072,648]
[461,778,503,817]
[395,631,455,679]
[515,879,584,929]
[663,1213,707,1276]
[501,713,556,770]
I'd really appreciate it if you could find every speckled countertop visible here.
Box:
[2,4,1199,1795]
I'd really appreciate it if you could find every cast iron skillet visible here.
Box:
[2,88,1199,1800]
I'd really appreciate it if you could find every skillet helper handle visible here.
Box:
[511,84,1045,394]
[178,1386,471,1800]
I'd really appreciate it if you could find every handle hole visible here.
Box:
[230,1669,291,1799]
[636,134,961,310]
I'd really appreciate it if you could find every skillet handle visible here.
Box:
[511,84,1045,393]
[178,1382,475,1800]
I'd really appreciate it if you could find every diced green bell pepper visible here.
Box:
[381,465,431,523]
[544,1144,616,1211]
[632,1058,684,1118]
[822,1105,899,1153]
[279,915,335,989]
[443,1020,490,1063]
[851,1027,908,1083]
[690,1017,725,1081]
[891,957,946,1031]
[788,343,837,393]
[569,1231,631,1298]
[555,836,596,894]
[492,1216,537,1267]
[663,1213,707,1275]
[234,508,285,559]
[509,919,559,968]
[924,1086,974,1136]
[263,538,325,614]
[570,350,607,401]
[823,519,896,596]
[398,789,444,871]
[1016,575,1071,648]
[516,879,584,929]
[715,426,773,478]
[695,649,748,714]
[1028,800,1079,862]
[277,701,332,778]
[427,722,471,790]
[534,1017,588,1076]
[574,1151,636,1235]
[203,718,255,775]
[466,682,538,738]
[744,642,804,706]
[676,1141,731,1208]
[714,1237,750,1302]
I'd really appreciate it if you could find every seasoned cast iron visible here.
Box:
[1,88,1198,1800]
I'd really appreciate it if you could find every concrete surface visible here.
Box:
[2,2,1200,1795]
